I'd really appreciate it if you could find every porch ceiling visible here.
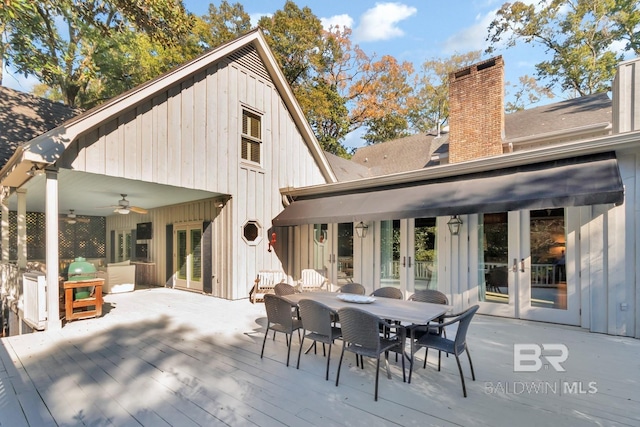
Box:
[6,169,223,216]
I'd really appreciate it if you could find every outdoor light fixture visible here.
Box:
[447,215,463,236]
[26,164,45,177]
[355,221,369,238]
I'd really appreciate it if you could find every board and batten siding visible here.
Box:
[105,198,231,296]
[57,45,328,300]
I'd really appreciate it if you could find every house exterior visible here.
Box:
[275,56,640,339]
[1,30,639,340]
[0,29,334,333]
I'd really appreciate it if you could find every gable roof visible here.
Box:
[345,92,612,179]
[0,28,336,188]
[0,86,80,169]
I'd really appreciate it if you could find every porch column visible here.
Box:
[16,188,26,269]
[1,188,9,262]
[45,169,61,330]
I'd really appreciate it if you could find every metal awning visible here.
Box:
[272,152,624,226]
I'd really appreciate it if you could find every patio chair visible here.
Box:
[296,299,342,380]
[274,282,297,296]
[261,294,302,367]
[408,289,449,367]
[297,268,330,292]
[335,306,406,401]
[486,266,508,293]
[408,305,479,397]
[338,282,365,295]
[371,286,403,299]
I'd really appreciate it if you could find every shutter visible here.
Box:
[110,230,115,262]
[166,224,173,284]
[202,221,212,294]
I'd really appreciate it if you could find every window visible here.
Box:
[242,109,261,164]
[242,220,262,245]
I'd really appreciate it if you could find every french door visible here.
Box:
[378,218,438,297]
[477,208,580,325]
[313,223,354,287]
[174,223,203,291]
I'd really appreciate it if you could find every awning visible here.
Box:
[273,152,624,226]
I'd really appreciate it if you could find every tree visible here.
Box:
[486,0,640,97]
[352,55,414,144]
[408,51,481,135]
[201,1,252,49]
[505,75,555,113]
[258,1,325,89]
[2,0,194,107]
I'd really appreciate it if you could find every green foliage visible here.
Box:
[201,1,251,49]
[408,51,481,134]
[363,114,410,145]
[486,0,638,97]
[2,0,195,107]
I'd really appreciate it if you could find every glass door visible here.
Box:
[411,218,438,292]
[380,220,401,290]
[477,209,579,324]
[115,230,132,262]
[519,208,579,324]
[313,223,354,287]
[174,223,203,291]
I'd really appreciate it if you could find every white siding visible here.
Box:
[57,47,329,300]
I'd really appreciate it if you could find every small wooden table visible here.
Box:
[63,278,104,322]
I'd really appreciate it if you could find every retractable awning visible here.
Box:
[272,152,624,226]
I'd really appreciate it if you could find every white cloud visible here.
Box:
[321,14,354,31]
[442,10,495,54]
[353,2,417,42]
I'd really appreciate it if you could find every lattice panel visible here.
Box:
[0,212,106,260]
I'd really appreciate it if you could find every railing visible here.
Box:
[383,260,434,280]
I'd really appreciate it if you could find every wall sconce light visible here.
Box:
[355,221,369,238]
[26,164,45,177]
[447,215,463,236]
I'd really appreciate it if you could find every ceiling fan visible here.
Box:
[61,210,90,224]
[102,194,148,215]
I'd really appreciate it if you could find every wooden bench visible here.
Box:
[297,268,329,292]
[64,278,104,321]
[249,270,288,303]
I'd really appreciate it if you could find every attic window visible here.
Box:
[241,109,262,165]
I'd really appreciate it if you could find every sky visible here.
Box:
[2,0,551,150]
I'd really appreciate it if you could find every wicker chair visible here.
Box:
[338,282,365,295]
[261,294,302,367]
[408,289,448,304]
[296,299,342,380]
[335,306,406,401]
[408,305,479,397]
[371,286,403,299]
[274,282,297,296]
[407,289,450,367]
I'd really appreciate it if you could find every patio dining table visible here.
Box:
[280,291,451,325]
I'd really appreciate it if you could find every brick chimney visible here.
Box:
[448,56,504,163]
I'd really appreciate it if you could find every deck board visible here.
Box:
[1,287,639,427]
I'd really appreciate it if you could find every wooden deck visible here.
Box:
[1,287,638,426]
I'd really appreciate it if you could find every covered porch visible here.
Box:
[1,287,638,426]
